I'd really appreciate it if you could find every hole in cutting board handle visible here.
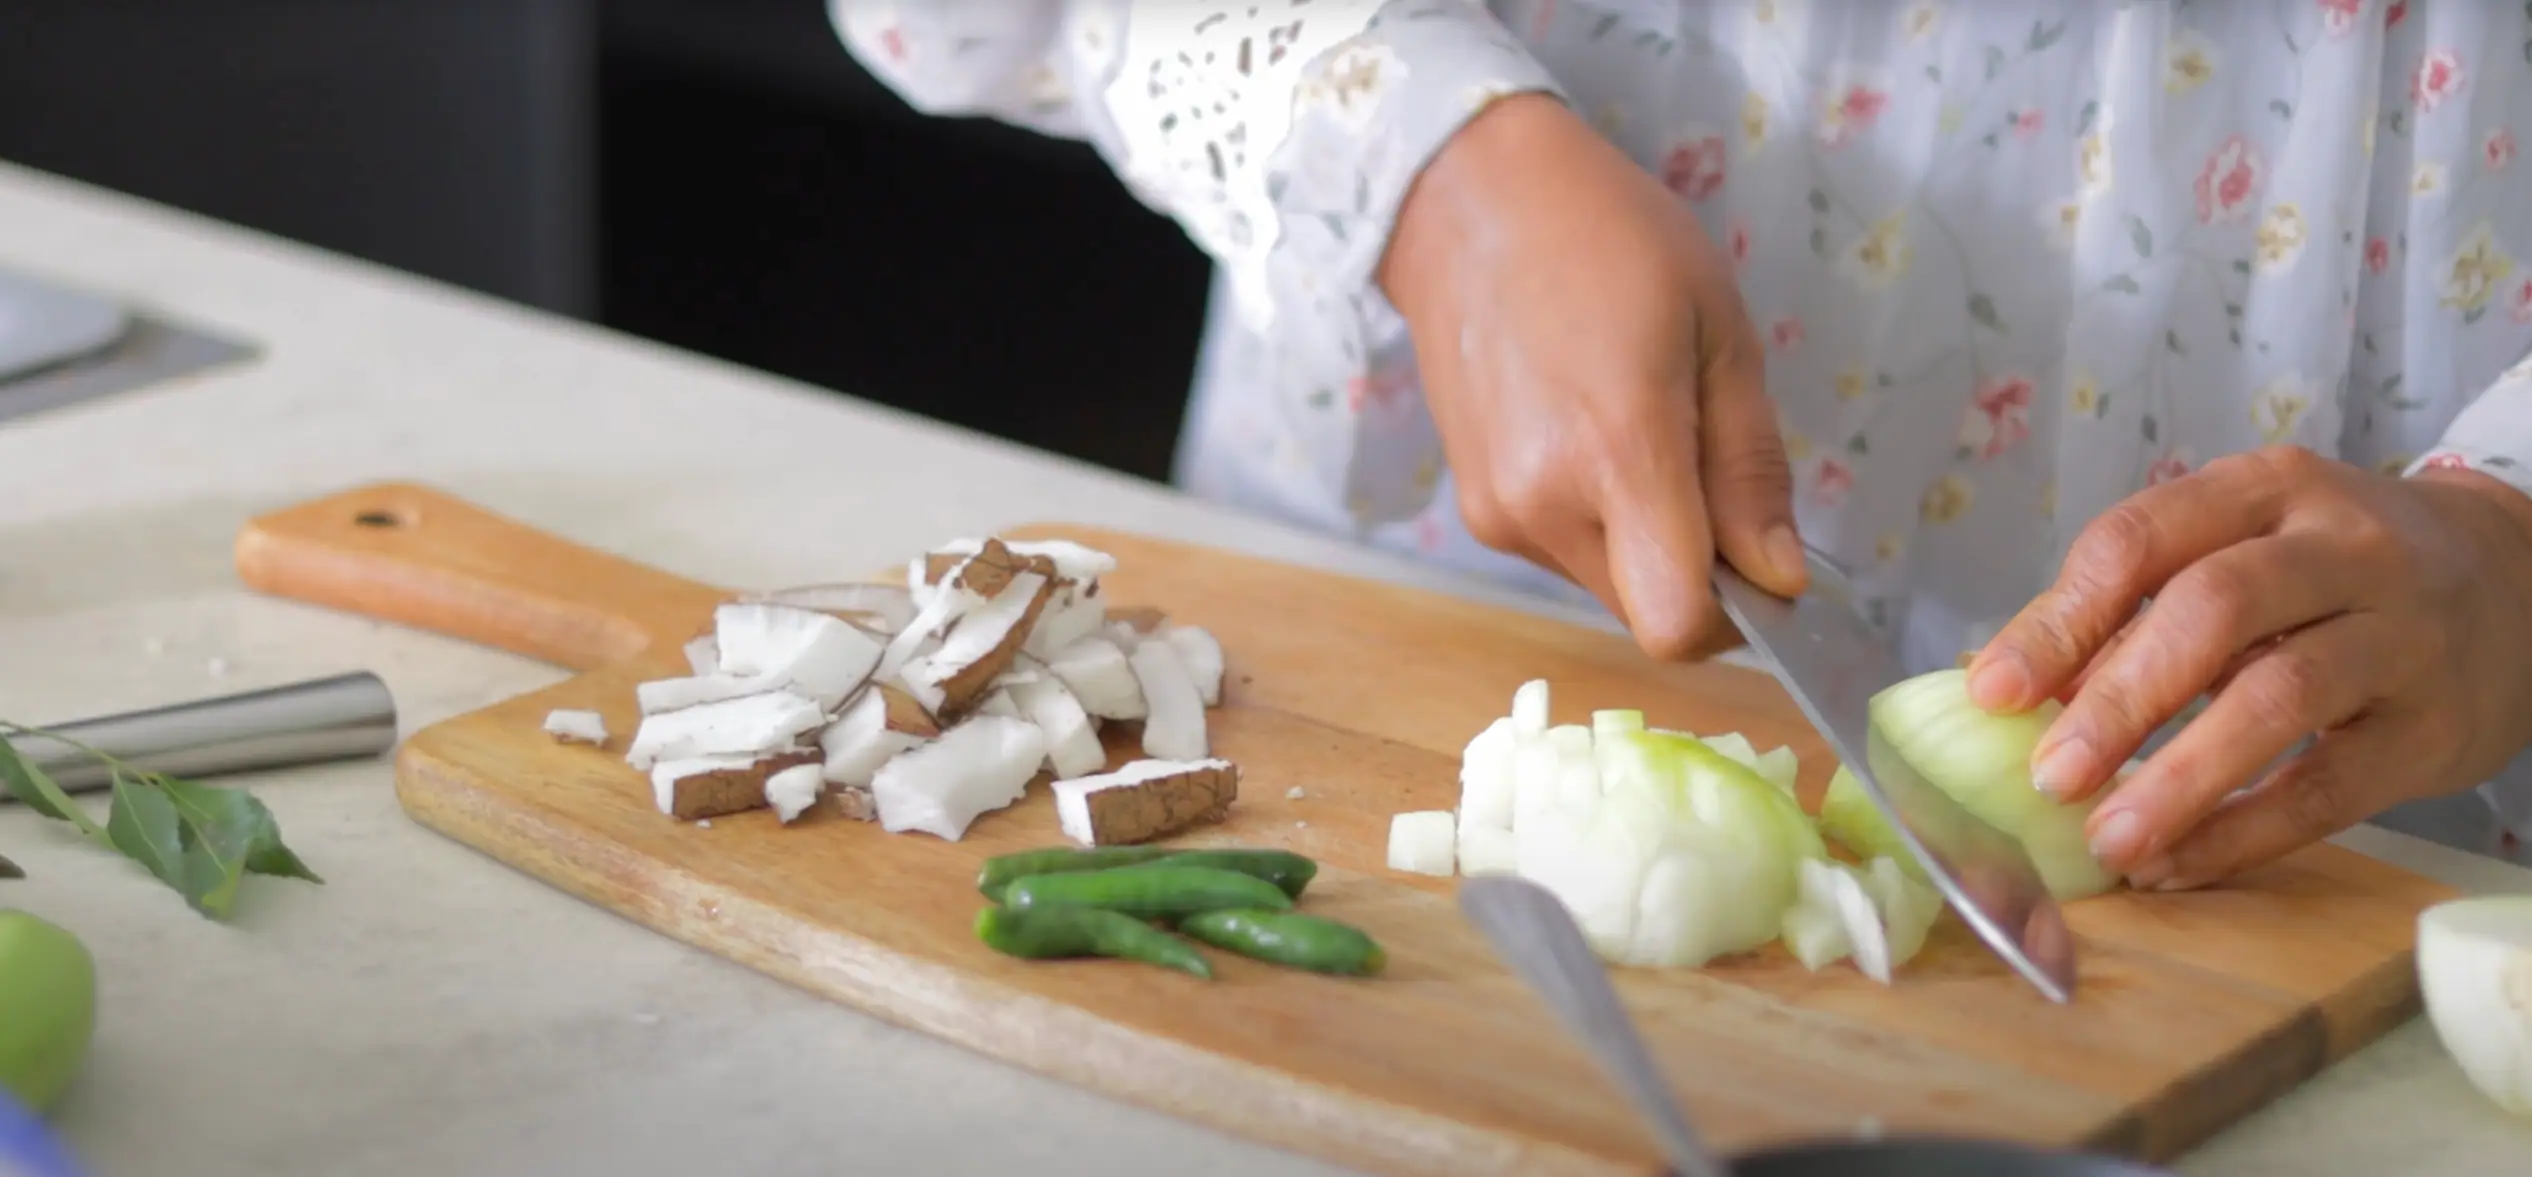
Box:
[352,507,410,529]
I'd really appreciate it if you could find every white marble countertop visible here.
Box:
[0,159,2527,1177]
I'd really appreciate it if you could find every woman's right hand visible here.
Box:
[1379,94,1809,661]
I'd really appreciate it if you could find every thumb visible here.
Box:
[1598,395,1726,662]
[1696,326,1809,599]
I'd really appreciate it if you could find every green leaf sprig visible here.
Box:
[0,722,321,920]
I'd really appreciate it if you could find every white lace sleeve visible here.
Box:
[830,0,1563,334]
[2410,348,2532,501]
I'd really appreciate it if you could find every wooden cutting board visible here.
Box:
[232,482,2454,1177]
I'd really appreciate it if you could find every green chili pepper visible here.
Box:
[1176,909,1387,977]
[1002,864,1294,921]
[974,905,1212,978]
[975,846,1177,901]
[1146,849,1318,899]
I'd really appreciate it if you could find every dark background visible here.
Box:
[0,0,1215,483]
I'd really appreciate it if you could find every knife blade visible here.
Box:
[1711,551,2078,1004]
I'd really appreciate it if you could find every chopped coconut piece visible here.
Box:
[1043,635,1146,721]
[711,601,883,708]
[1286,786,1306,800]
[992,663,1048,689]
[1051,758,1239,846]
[624,691,825,770]
[543,709,609,745]
[922,536,1118,586]
[833,784,877,822]
[635,672,780,716]
[819,683,940,788]
[881,568,984,677]
[893,656,949,716]
[1023,581,1106,660]
[1127,638,1208,761]
[918,569,1054,716]
[975,689,1022,719]
[870,715,1049,841]
[1160,626,1225,706]
[651,749,820,820]
[922,537,1055,602]
[765,763,827,823]
[750,582,917,634]
[1008,676,1105,780]
[682,635,720,676]
[1108,606,1167,636]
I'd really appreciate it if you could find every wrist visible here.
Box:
[2418,464,2532,540]
[1375,92,1577,322]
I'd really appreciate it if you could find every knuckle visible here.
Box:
[2166,561,2256,642]
[2076,671,2158,746]
[1719,434,1796,498]
[2070,504,2157,593]
[2256,443,2326,481]
[2274,754,2357,838]
[2243,650,2334,734]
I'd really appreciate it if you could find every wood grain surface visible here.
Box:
[233,482,2455,1177]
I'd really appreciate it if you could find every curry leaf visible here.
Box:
[0,734,102,838]
[104,772,187,892]
[0,724,319,921]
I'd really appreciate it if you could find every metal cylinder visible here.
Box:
[4,671,399,795]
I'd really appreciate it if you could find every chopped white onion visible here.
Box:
[1387,810,1456,876]
[2418,896,2532,1119]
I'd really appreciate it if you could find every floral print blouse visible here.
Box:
[831,0,2532,835]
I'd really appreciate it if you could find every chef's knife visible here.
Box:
[1712,552,2078,1003]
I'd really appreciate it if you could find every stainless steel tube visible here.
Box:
[3,671,399,795]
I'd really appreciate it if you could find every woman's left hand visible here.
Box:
[1965,445,2532,890]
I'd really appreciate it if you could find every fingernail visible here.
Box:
[1969,651,2032,709]
[2090,808,2145,864]
[1765,526,1806,582]
[2031,736,2090,797]
[2125,853,2171,890]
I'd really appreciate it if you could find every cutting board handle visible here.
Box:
[233,482,725,672]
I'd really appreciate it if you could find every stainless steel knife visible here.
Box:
[1712,551,2079,1003]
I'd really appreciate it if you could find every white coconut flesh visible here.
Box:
[624,691,824,770]
[1127,638,1208,761]
[710,601,883,708]
[1007,676,1104,780]
[749,581,919,633]
[870,715,1048,841]
[591,535,1236,842]
[542,709,608,745]
[1042,636,1145,721]
[1160,625,1225,706]
[1049,758,1237,846]
[2418,896,2532,1119]
[764,763,827,823]
[817,685,931,789]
